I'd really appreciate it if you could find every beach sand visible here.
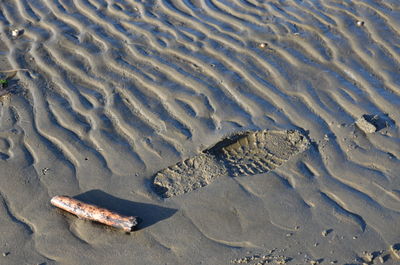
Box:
[0,0,399,264]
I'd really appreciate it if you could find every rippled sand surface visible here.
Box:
[0,0,399,264]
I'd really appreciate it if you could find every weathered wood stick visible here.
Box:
[51,196,139,232]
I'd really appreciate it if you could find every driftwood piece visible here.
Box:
[51,196,139,232]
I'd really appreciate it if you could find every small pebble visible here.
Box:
[363,252,373,262]
[356,116,376,133]
[2,252,10,257]
[11,29,21,37]
[356,21,365,26]
[259,43,268,48]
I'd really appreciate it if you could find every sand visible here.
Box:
[0,0,399,264]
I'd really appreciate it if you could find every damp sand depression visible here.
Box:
[0,0,399,264]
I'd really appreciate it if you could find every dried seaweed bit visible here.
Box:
[0,79,10,98]
[0,69,22,89]
[0,79,8,89]
[0,69,29,98]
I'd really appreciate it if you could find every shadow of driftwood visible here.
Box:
[74,189,177,230]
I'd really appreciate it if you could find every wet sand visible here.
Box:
[0,0,399,264]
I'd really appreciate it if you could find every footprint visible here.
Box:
[153,130,309,198]
[153,153,226,198]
